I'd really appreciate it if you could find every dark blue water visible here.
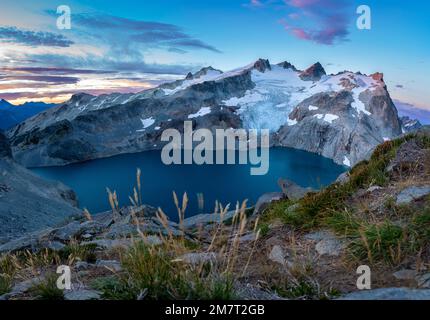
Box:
[31,148,345,220]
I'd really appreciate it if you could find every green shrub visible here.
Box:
[29,274,64,300]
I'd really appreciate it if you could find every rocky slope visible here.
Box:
[0,131,81,242]
[7,59,401,167]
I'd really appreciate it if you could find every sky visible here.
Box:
[0,0,429,111]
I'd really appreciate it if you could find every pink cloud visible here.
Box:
[283,0,353,45]
[251,0,263,5]
[287,0,320,8]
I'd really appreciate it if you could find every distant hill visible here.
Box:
[0,99,56,130]
[394,100,430,125]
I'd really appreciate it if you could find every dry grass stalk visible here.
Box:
[83,208,93,221]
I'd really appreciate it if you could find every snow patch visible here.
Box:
[223,91,265,107]
[188,107,212,119]
[287,118,298,126]
[137,117,155,132]
[162,69,223,96]
[323,114,339,123]
[343,156,351,167]
[313,113,339,124]
[308,105,319,111]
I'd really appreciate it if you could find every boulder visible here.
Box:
[396,186,430,205]
[253,192,285,215]
[305,230,345,257]
[183,210,237,229]
[64,289,101,300]
[268,245,287,266]
[338,288,430,300]
[392,269,417,281]
[278,178,313,201]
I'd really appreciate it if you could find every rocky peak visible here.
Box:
[300,62,326,81]
[185,72,194,80]
[0,131,12,158]
[0,99,13,109]
[193,66,222,79]
[69,93,94,104]
[370,72,384,82]
[277,61,299,72]
[400,116,422,133]
[253,59,271,73]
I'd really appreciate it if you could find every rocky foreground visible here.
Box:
[0,129,429,300]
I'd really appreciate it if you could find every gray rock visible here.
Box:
[393,269,417,280]
[96,260,122,272]
[0,228,52,253]
[74,261,90,271]
[51,220,105,241]
[367,186,383,193]
[278,178,313,201]
[43,241,66,251]
[338,288,430,300]
[417,273,430,288]
[400,116,422,133]
[305,230,345,256]
[236,283,285,300]
[387,138,428,174]
[183,210,237,229]
[336,172,350,185]
[64,289,101,300]
[84,235,162,249]
[305,230,333,242]
[253,192,285,215]
[396,186,430,205]
[83,239,133,250]
[268,245,287,266]
[238,232,258,243]
[176,252,217,265]
[0,277,43,300]
[315,238,344,256]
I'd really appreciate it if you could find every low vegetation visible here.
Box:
[262,132,430,265]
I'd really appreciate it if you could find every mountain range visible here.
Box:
[5,59,416,168]
[0,99,56,130]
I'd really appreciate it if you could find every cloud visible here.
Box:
[0,75,79,84]
[248,0,353,45]
[283,0,353,45]
[0,26,73,47]
[249,0,264,7]
[0,12,220,104]
[0,67,115,75]
[45,12,221,53]
[26,53,194,75]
